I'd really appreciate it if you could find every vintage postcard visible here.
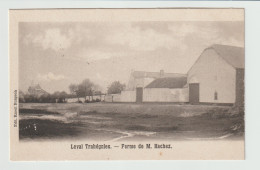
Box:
[9,8,245,160]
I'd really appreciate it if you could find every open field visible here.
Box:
[19,103,244,141]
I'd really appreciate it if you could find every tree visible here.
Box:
[39,93,51,103]
[78,79,95,101]
[107,81,125,94]
[59,91,68,103]
[52,91,61,103]
[69,84,79,101]
[19,90,25,103]
[69,84,78,96]
[51,91,68,103]
[23,93,36,103]
[92,84,102,101]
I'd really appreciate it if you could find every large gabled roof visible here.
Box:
[131,71,186,79]
[209,44,245,68]
[145,77,187,89]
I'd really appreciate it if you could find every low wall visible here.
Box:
[67,95,105,103]
[105,91,136,102]
[67,97,85,103]
[104,94,121,102]
[143,88,188,102]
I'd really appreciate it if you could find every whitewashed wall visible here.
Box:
[120,91,136,102]
[104,94,121,102]
[143,88,188,102]
[170,88,189,102]
[67,97,85,103]
[188,48,236,103]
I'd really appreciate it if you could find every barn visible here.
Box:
[105,44,244,105]
[187,44,244,105]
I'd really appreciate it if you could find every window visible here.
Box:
[214,91,218,100]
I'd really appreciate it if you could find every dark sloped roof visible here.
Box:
[210,44,244,68]
[132,71,186,79]
[28,84,48,95]
[145,77,187,88]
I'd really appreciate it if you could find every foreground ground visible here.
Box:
[19,103,244,141]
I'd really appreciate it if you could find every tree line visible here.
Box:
[19,90,69,103]
[19,79,126,103]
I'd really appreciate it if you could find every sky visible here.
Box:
[19,21,244,94]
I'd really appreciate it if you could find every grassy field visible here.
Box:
[19,103,244,141]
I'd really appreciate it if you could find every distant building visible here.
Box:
[187,44,244,105]
[28,84,48,96]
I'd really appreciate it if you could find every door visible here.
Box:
[189,83,199,104]
[136,87,143,103]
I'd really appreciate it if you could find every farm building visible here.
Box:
[141,76,188,103]
[187,44,244,105]
[105,44,244,105]
[105,71,188,103]
[126,70,186,90]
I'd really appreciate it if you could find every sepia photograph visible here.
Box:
[9,8,245,160]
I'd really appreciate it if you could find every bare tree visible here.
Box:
[69,84,79,102]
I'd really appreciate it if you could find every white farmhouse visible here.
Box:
[187,44,244,105]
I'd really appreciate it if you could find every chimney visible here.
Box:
[160,70,164,77]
